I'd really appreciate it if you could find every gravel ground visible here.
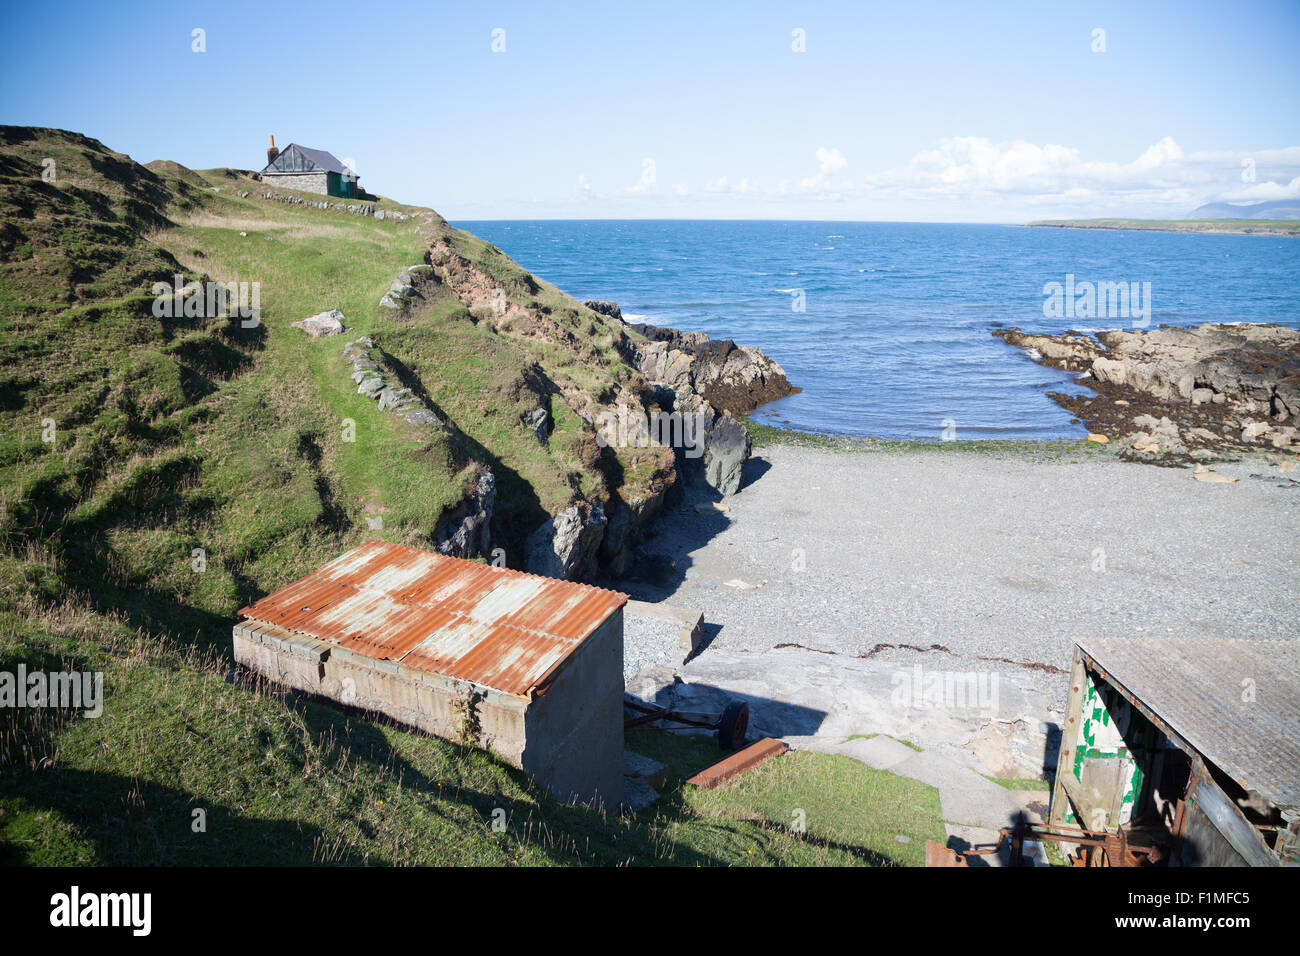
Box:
[621,615,683,683]
[623,444,1300,710]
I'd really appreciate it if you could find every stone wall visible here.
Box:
[255,188,412,221]
[262,171,329,195]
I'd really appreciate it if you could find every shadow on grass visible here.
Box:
[0,768,378,867]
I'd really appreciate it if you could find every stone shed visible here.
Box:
[259,137,359,198]
[233,540,626,808]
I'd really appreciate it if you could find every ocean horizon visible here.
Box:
[455,219,1300,441]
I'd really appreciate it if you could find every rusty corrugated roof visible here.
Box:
[238,540,627,697]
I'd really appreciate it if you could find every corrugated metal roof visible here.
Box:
[238,540,627,697]
[1077,636,1300,810]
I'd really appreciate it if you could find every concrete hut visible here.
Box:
[233,540,626,807]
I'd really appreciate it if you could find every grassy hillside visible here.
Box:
[0,127,944,866]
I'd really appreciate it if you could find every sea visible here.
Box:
[453,220,1300,440]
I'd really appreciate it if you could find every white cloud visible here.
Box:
[816,146,847,176]
[619,158,658,196]
[704,175,757,194]
[1219,174,1300,202]
[573,140,1300,217]
[847,137,1300,214]
[574,173,600,201]
[795,147,851,197]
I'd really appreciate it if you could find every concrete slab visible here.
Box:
[630,646,1060,831]
[627,646,1059,780]
[623,777,660,813]
[890,750,1028,830]
[624,751,668,791]
[836,735,919,771]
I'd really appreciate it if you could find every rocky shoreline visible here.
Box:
[504,301,798,582]
[994,323,1300,465]
[587,300,798,497]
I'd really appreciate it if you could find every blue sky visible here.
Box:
[3,0,1298,221]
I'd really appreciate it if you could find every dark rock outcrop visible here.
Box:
[698,410,751,496]
[600,483,673,578]
[628,321,797,419]
[432,469,495,559]
[525,501,608,581]
[583,299,623,321]
[521,303,793,578]
[521,407,549,445]
[613,316,793,496]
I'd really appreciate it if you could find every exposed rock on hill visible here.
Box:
[380,264,433,310]
[525,502,608,580]
[582,300,623,321]
[995,323,1300,459]
[432,469,496,559]
[292,309,346,337]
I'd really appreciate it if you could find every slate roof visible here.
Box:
[261,143,353,176]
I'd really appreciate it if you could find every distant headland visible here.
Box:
[1025,218,1300,237]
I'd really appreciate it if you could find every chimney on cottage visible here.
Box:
[266,135,279,166]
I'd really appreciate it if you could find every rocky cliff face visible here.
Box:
[524,501,608,580]
[476,302,794,578]
[995,323,1300,458]
[624,319,795,496]
[413,229,796,579]
[433,469,496,559]
[627,322,798,419]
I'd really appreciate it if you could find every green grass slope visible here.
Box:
[0,127,942,866]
